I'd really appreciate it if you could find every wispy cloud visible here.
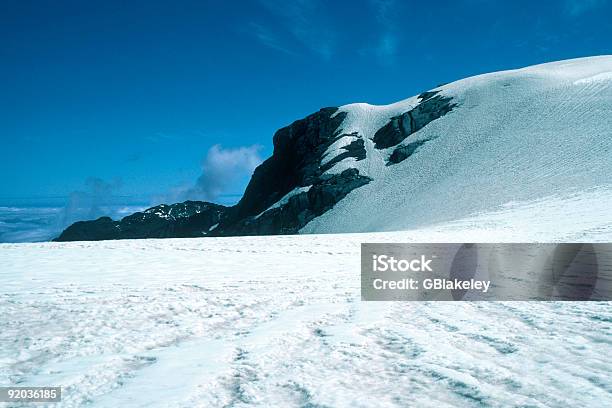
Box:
[249,22,297,56]
[367,0,399,64]
[251,0,336,59]
[61,177,125,227]
[165,144,263,203]
[564,0,608,16]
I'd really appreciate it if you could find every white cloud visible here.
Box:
[0,177,147,242]
[0,206,62,243]
[60,177,124,227]
[182,144,263,202]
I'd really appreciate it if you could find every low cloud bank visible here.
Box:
[1,145,264,242]
[0,178,145,243]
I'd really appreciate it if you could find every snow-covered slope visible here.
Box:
[302,56,612,233]
[2,221,611,407]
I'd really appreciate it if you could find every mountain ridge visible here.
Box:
[55,56,612,241]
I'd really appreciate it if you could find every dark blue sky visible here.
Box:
[1,0,611,207]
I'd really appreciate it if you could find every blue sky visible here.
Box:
[1,0,611,211]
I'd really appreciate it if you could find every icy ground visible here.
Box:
[1,194,612,408]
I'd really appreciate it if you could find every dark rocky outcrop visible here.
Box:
[373,91,456,149]
[119,201,227,238]
[56,216,121,242]
[320,137,366,173]
[387,138,433,165]
[56,107,372,241]
[218,168,371,236]
[55,201,227,241]
[228,107,348,221]
[212,107,371,236]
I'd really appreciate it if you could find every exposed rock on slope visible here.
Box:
[50,86,465,241]
[219,168,371,235]
[57,105,376,241]
[56,56,612,241]
[372,91,456,150]
[215,107,371,235]
[55,201,227,241]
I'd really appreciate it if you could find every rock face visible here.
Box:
[387,138,432,165]
[214,108,371,236]
[55,201,227,241]
[227,107,351,221]
[56,89,455,241]
[56,217,121,242]
[373,91,456,150]
[219,168,371,235]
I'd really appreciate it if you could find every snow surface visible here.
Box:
[303,56,612,234]
[2,191,612,408]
